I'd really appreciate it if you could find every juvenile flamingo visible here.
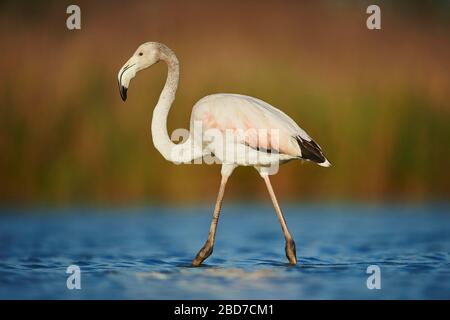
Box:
[118,42,330,266]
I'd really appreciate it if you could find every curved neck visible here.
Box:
[151,47,202,163]
[150,48,180,161]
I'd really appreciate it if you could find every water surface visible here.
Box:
[0,204,449,299]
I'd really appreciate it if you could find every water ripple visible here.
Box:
[0,206,449,299]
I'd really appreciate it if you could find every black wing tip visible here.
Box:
[296,136,327,164]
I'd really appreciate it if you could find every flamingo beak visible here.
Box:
[117,61,137,102]
[119,82,127,101]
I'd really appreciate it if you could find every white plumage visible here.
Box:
[191,93,330,167]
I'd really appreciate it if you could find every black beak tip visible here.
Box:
[119,84,128,101]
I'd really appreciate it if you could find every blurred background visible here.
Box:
[0,0,449,205]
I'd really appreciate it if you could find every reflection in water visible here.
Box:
[0,205,449,299]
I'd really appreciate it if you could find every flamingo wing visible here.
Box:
[191,93,329,166]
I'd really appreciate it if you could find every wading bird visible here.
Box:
[118,42,330,266]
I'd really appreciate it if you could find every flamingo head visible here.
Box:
[118,42,161,101]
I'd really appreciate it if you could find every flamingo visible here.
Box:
[118,42,330,266]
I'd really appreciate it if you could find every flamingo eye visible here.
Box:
[138,52,143,56]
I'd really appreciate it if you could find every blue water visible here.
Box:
[0,204,449,299]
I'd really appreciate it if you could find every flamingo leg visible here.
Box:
[192,175,228,266]
[262,175,297,265]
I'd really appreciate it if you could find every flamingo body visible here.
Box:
[190,93,330,167]
[118,42,330,266]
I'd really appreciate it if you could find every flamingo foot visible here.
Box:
[192,243,213,267]
[285,239,297,265]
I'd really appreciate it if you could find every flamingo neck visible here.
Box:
[151,46,204,163]
[151,48,181,162]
